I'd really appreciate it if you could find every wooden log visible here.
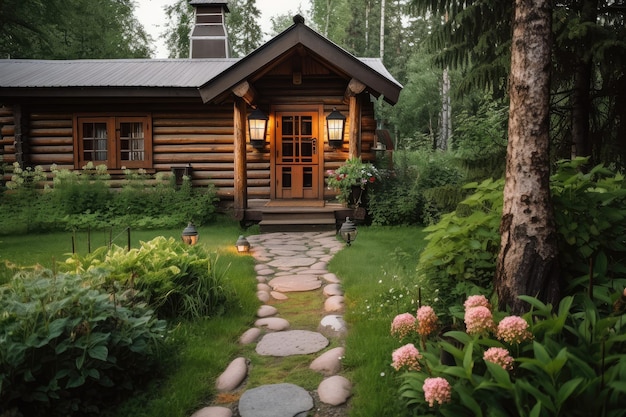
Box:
[29,155,74,164]
[30,128,73,137]
[1,126,14,135]
[232,80,258,106]
[29,146,73,154]
[344,78,366,102]
[29,137,73,146]
[233,98,248,218]
[152,135,234,144]
[153,145,234,153]
[153,126,233,135]
[348,95,360,158]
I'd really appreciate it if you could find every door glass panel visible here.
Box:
[282,167,292,188]
[303,167,313,188]
[301,116,312,135]
[282,116,294,135]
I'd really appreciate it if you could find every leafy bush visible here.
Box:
[368,151,465,226]
[326,157,380,205]
[416,158,626,314]
[0,164,219,234]
[61,236,233,319]
[393,293,626,416]
[0,269,167,417]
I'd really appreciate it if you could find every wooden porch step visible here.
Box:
[258,208,337,233]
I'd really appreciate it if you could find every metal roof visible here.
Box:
[0,58,239,88]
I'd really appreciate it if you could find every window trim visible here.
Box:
[73,113,153,170]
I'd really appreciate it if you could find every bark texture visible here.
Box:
[495,0,560,314]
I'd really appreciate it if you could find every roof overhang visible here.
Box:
[198,23,402,105]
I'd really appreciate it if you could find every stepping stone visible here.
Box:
[190,406,232,417]
[238,383,313,417]
[239,327,262,345]
[270,291,288,300]
[323,283,343,297]
[322,273,341,284]
[256,267,275,276]
[256,276,267,283]
[257,305,278,318]
[310,347,345,376]
[324,295,345,312]
[318,375,352,406]
[215,357,248,392]
[270,250,299,256]
[268,257,317,268]
[256,330,328,356]
[320,314,347,334]
[255,317,290,331]
[310,261,328,270]
[257,283,271,292]
[257,291,270,303]
[268,274,322,292]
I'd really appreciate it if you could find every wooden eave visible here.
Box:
[198,23,402,105]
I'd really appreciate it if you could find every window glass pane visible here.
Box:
[282,116,294,135]
[120,122,145,161]
[82,122,107,161]
[301,116,312,136]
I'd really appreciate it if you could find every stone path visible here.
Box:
[191,231,350,417]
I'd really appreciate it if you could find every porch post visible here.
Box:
[348,96,360,158]
[345,79,365,159]
[233,97,248,220]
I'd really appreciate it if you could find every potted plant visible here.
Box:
[326,158,380,209]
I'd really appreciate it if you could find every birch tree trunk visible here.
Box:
[495,0,560,314]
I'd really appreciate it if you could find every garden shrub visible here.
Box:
[0,269,167,417]
[61,236,233,319]
[368,151,464,226]
[0,164,219,234]
[416,158,626,316]
[392,293,626,416]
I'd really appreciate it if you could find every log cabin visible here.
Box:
[0,1,401,231]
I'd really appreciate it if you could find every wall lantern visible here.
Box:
[248,107,269,149]
[326,107,346,148]
[181,222,199,245]
[236,235,250,253]
[339,217,358,246]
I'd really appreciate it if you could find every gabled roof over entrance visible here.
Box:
[198,18,402,105]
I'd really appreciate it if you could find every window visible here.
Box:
[74,115,152,169]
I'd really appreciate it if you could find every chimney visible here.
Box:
[189,0,230,58]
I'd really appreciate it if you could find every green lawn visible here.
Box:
[0,221,428,417]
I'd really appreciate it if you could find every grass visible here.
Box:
[329,225,429,417]
[1,220,429,417]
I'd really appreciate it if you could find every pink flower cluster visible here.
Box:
[483,347,514,370]
[464,294,491,310]
[416,306,438,337]
[391,313,417,339]
[464,305,495,335]
[391,343,422,371]
[497,316,532,344]
[423,377,452,407]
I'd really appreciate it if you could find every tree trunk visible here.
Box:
[495,0,560,315]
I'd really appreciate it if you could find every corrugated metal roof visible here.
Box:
[0,59,239,88]
[0,57,399,90]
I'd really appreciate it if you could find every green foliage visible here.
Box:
[0,270,166,416]
[395,294,626,416]
[61,236,232,320]
[0,0,152,59]
[326,157,380,205]
[416,158,626,316]
[0,165,219,235]
[368,151,465,226]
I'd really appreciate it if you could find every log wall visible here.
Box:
[0,74,378,202]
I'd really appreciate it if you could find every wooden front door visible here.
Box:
[275,112,320,199]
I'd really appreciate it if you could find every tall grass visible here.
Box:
[329,225,428,417]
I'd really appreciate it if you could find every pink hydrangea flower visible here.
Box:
[423,377,452,407]
[464,295,491,310]
[391,313,417,339]
[391,343,422,371]
[497,316,532,344]
[464,306,495,335]
[416,305,438,337]
[483,347,514,370]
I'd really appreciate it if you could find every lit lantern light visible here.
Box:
[181,222,199,245]
[339,217,357,246]
[236,235,250,253]
[326,107,346,148]
[248,107,269,149]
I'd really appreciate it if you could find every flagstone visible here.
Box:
[256,330,328,356]
[268,274,322,292]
